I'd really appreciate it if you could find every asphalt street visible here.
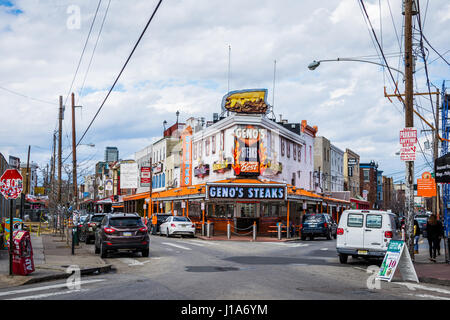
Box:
[1,235,449,300]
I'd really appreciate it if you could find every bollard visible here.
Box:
[207,222,211,238]
[287,224,290,239]
[202,223,205,236]
[253,221,257,241]
[227,222,231,239]
[277,223,281,240]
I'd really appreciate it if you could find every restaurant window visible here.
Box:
[207,203,234,218]
[261,203,280,217]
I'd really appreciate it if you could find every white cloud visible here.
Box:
[0,0,447,182]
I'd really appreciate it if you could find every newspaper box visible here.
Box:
[12,230,34,276]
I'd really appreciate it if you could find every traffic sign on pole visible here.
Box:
[0,169,23,200]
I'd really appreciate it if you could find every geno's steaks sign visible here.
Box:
[206,184,286,200]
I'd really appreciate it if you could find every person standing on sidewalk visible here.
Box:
[151,214,158,235]
[414,219,421,254]
[426,214,441,262]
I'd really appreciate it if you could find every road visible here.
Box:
[1,235,449,300]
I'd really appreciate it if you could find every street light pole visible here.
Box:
[308,58,405,77]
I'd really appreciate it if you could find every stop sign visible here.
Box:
[0,169,23,200]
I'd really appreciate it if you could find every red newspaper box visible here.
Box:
[11,230,34,276]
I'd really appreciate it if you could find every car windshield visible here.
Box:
[173,217,190,222]
[91,215,104,222]
[109,217,144,227]
[303,215,324,223]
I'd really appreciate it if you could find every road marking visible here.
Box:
[190,240,219,245]
[320,248,329,251]
[7,289,90,300]
[0,279,105,297]
[407,293,450,300]
[178,241,205,247]
[396,282,450,295]
[161,242,192,251]
[119,258,152,266]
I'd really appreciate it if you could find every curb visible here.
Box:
[21,264,112,286]
[418,276,450,287]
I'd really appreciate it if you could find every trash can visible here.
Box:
[11,230,34,276]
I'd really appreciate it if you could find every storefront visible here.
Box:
[123,178,350,236]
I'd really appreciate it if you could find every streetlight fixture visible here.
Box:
[308,58,405,78]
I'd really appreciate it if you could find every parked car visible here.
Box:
[336,210,401,264]
[79,213,104,244]
[300,213,337,240]
[159,216,195,238]
[415,214,429,238]
[94,212,149,258]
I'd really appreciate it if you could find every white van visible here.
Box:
[336,209,401,264]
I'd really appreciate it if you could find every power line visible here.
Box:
[63,0,103,108]
[62,0,164,164]
[0,85,56,105]
[78,0,112,101]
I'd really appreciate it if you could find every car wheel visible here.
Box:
[100,242,107,258]
[166,228,170,237]
[339,253,348,264]
[326,230,332,240]
[301,235,306,241]
[333,232,337,239]
[142,248,149,257]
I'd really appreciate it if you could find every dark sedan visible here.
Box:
[300,213,337,241]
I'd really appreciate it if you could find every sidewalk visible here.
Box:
[411,238,450,286]
[0,232,111,289]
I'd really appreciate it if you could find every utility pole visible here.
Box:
[58,96,63,205]
[149,156,153,218]
[404,0,415,258]
[71,93,78,211]
[433,91,440,219]
[25,145,31,195]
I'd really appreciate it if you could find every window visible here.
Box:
[349,165,353,177]
[287,141,290,158]
[109,217,143,227]
[366,214,382,229]
[173,216,191,222]
[193,142,197,160]
[292,172,296,186]
[293,144,297,160]
[347,213,363,227]
[199,140,203,157]
[310,146,312,163]
[363,169,370,182]
[205,138,210,156]
[298,146,302,162]
[220,131,224,151]
[281,138,285,157]
[212,135,216,154]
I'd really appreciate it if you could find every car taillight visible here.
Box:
[385,231,393,238]
[139,226,148,233]
[191,224,195,228]
[104,227,116,234]
[171,224,176,228]
[337,228,344,235]
[324,223,328,228]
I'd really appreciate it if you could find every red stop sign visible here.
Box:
[0,169,23,200]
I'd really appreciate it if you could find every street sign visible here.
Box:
[399,127,417,161]
[0,169,23,200]
[435,153,450,183]
[417,172,436,197]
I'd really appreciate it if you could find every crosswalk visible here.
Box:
[0,279,106,300]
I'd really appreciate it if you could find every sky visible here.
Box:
[0,0,449,185]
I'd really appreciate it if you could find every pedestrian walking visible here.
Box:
[151,214,158,235]
[425,214,443,262]
[413,219,420,254]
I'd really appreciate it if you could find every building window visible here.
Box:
[220,131,224,151]
[199,140,203,157]
[293,144,297,160]
[212,135,216,154]
[193,142,197,160]
[310,146,312,163]
[363,169,370,182]
[298,146,302,162]
[205,138,210,156]
[281,138,285,157]
[287,141,290,158]
[292,172,296,186]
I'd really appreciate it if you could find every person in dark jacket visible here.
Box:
[413,219,421,254]
[426,214,443,262]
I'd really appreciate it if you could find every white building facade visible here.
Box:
[330,144,344,192]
